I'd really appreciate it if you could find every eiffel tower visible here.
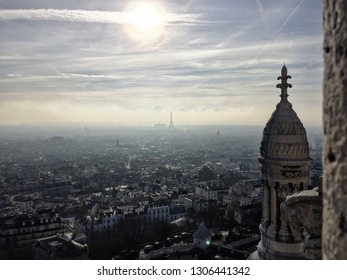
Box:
[169,112,174,128]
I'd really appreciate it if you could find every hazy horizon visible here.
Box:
[0,122,323,128]
[0,121,323,139]
[0,0,323,126]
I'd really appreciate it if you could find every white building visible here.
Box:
[147,205,170,223]
[87,208,124,232]
[13,196,34,212]
[195,180,228,201]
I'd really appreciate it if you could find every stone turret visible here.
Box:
[255,65,311,259]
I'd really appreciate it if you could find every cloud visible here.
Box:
[0,1,323,126]
[6,73,22,78]
[0,9,201,26]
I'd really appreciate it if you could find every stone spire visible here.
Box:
[276,64,292,101]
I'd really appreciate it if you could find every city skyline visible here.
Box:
[0,0,323,126]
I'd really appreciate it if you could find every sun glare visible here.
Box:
[125,2,166,43]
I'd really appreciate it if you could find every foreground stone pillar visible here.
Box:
[281,187,322,260]
[322,0,347,259]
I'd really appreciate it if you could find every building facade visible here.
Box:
[0,208,65,249]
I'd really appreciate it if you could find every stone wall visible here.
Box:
[322,0,347,259]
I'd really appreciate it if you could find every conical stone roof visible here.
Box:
[260,66,310,161]
[193,222,211,240]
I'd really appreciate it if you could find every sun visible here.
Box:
[128,3,164,33]
[125,2,167,43]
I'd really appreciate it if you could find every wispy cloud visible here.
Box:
[0,1,323,126]
[0,9,201,25]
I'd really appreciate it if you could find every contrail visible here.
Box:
[276,0,305,33]
[256,0,265,23]
[253,0,305,61]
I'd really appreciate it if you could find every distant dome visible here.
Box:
[260,66,310,161]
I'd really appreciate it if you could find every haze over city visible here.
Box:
[0,0,322,126]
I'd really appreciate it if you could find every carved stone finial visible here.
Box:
[276,65,292,101]
[281,64,287,76]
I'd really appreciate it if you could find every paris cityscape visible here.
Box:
[0,119,323,260]
[0,1,327,261]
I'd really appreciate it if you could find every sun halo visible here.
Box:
[125,2,167,43]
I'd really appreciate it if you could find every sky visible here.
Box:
[0,0,323,127]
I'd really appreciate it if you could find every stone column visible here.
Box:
[323,0,347,259]
[271,185,278,227]
[263,184,270,225]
